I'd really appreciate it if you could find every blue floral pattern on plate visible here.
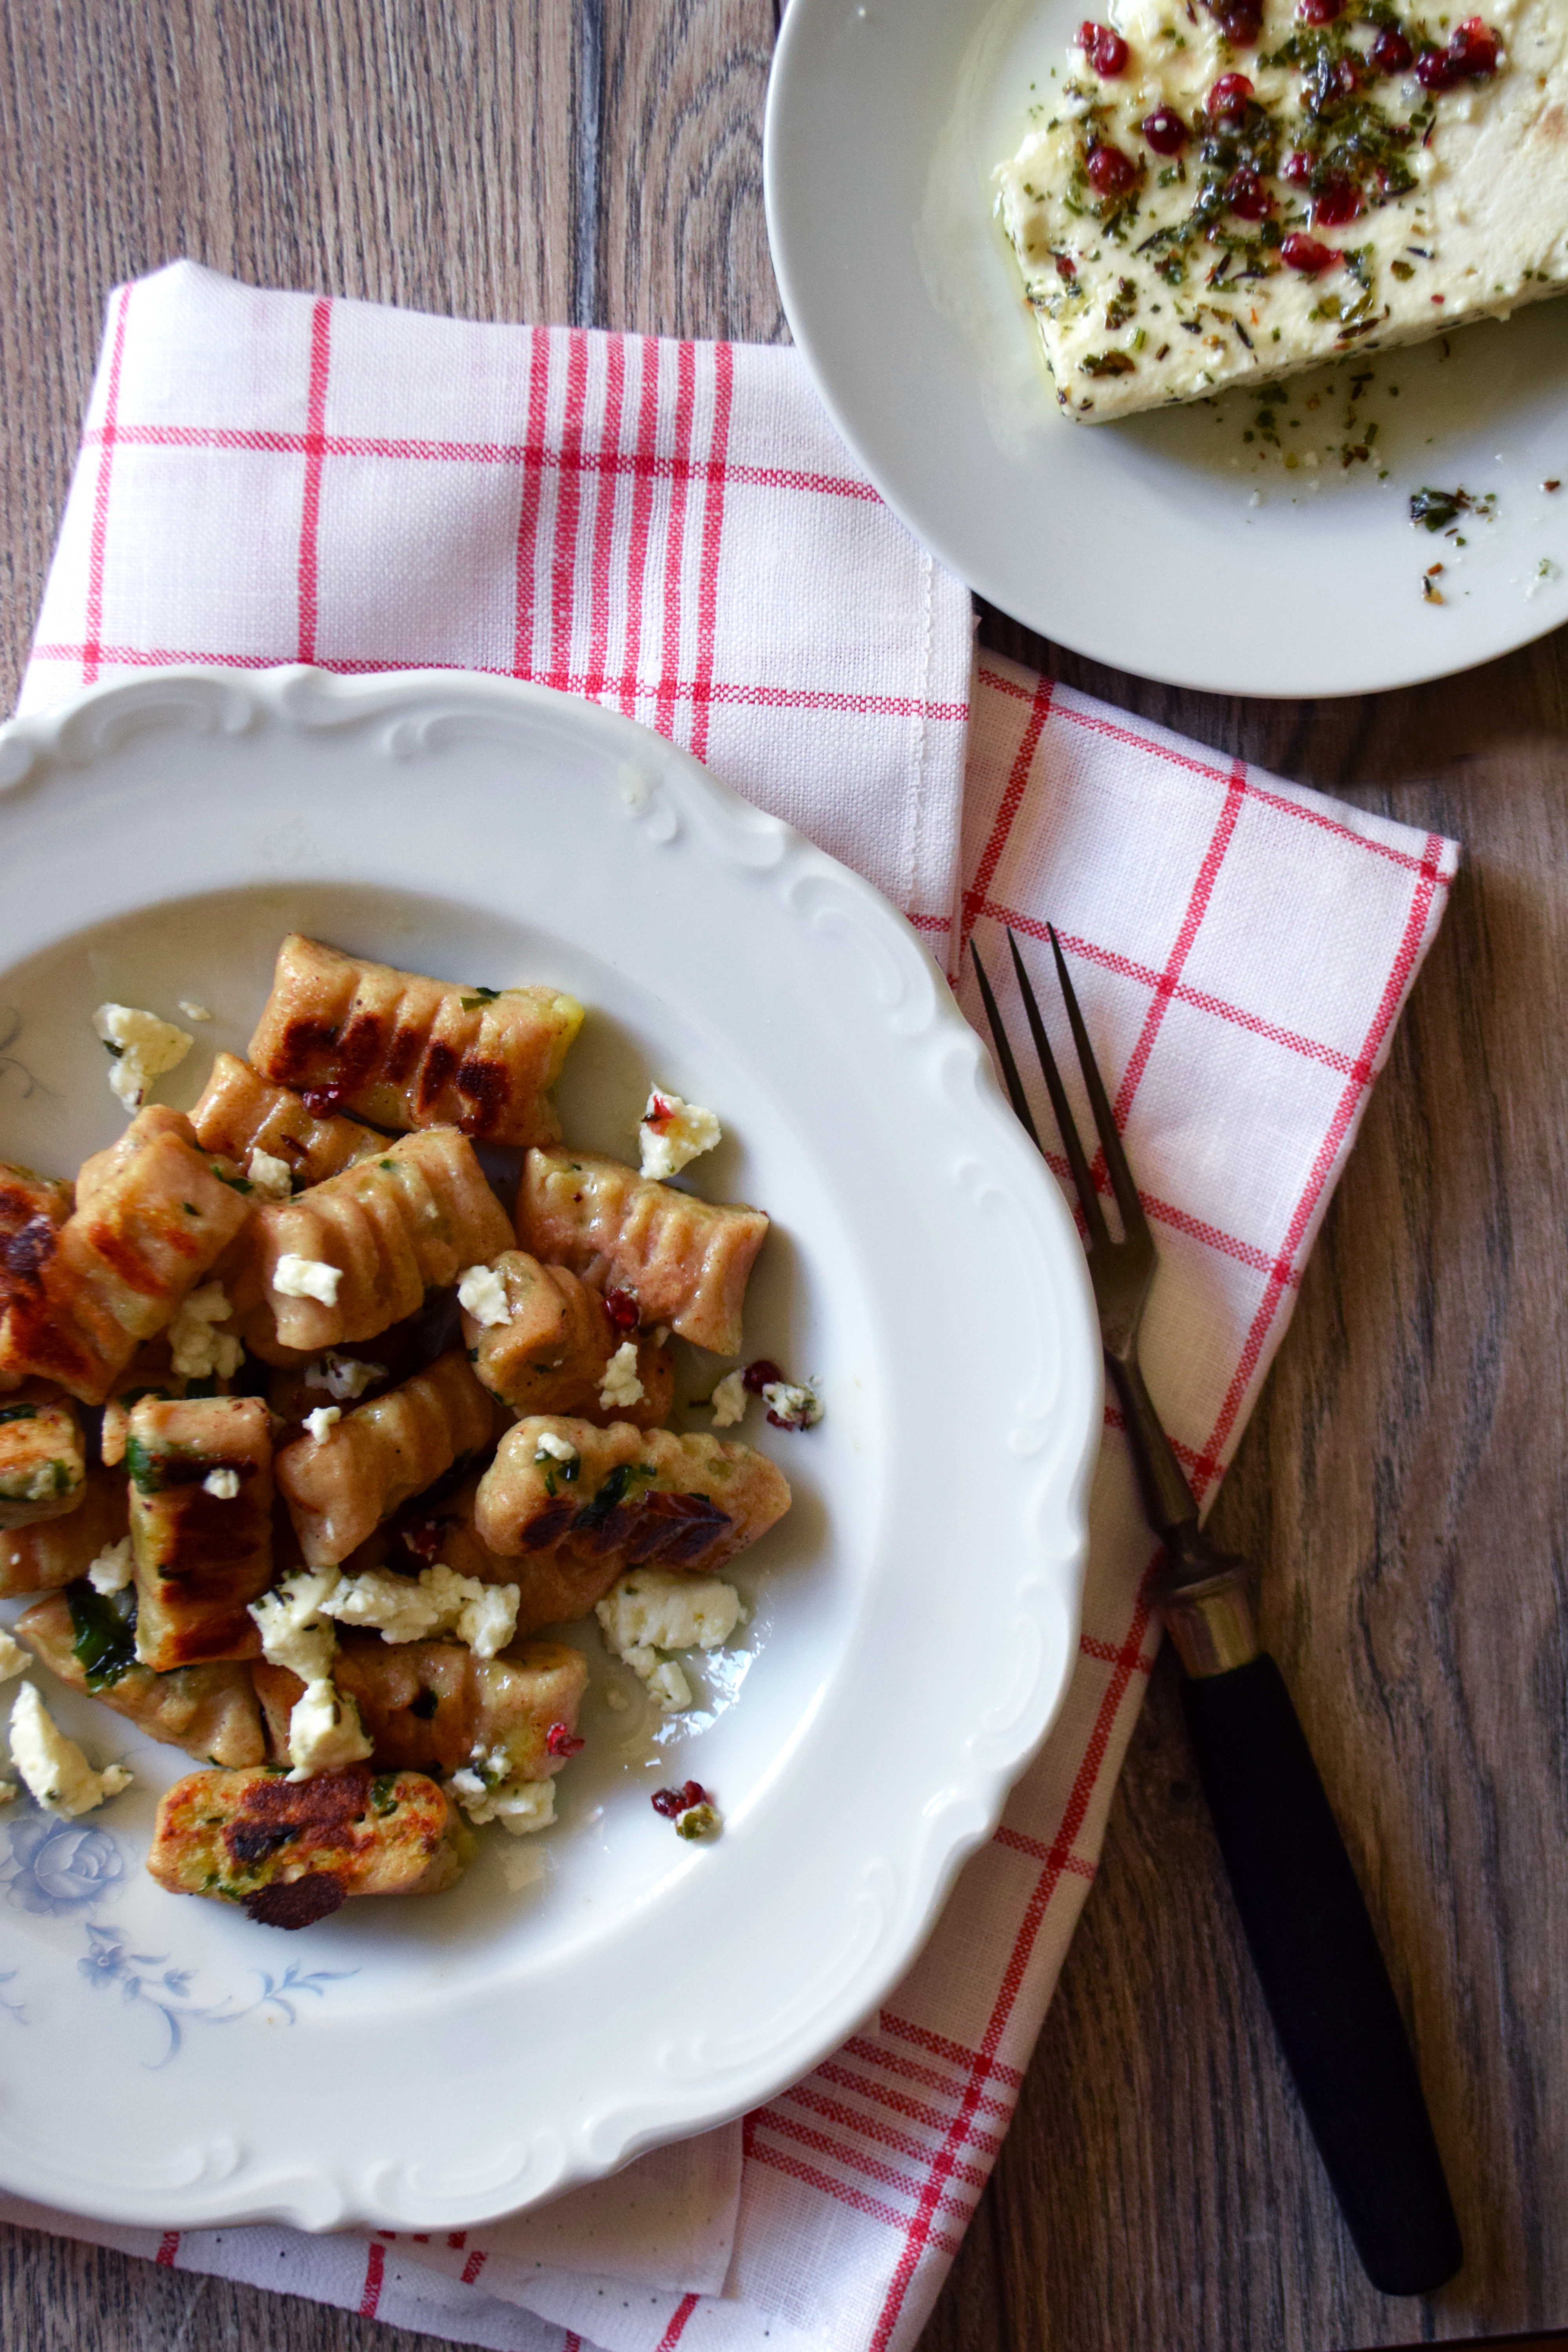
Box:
[0,1804,354,2066]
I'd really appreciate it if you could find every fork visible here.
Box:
[972,926,1463,2299]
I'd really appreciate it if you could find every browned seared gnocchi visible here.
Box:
[248,934,583,1147]
[126,1394,274,1670]
[0,1107,251,1402]
[475,1417,790,1577]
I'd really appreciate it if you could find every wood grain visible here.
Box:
[1,2,1565,2348]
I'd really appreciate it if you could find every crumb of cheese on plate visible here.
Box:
[87,1536,135,1595]
[994,0,1568,421]
[596,1567,744,1712]
[598,1338,645,1412]
[762,1378,822,1430]
[8,1681,132,1815]
[709,1368,747,1428]
[456,1263,512,1328]
[167,1281,244,1380]
[639,1089,721,1181]
[177,1001,213,1024]
[273,1254,343,1306]
[92,1004,194,1112]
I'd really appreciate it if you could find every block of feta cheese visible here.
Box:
[995,0,1568,418]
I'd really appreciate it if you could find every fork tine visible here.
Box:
[970,943,1042,1149]
[1003,930,1109,1250]
[1046,926,1151,1246]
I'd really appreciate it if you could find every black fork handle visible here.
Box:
[1180,1652,1463,2296]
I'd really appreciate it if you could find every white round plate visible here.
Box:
[765,0,1568,698]
[0,666,1098,2232]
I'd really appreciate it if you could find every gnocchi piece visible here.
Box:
[190,1051,386,1187]
[461,1250,673,1428]
[248,934,583,1147]
[147,1762,474,1925]
[246,1126,513,1357]
[275,1350,498,1569]
[518,1148,768,1357]
[0,1156,73,1233]
[0,1107,252,1403]
[0,1467,129,1599]
[254,1633,588,1781]
[100,1340,230,1468]
[475,1417,790,1577]
[127,1394,275,1670]
[0,1387,86,1528]
[18,1590,266,1768]
[0,1163,73,1395]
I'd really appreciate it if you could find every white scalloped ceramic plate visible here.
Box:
[765,0,1568,696]
[0,667,1098,2232]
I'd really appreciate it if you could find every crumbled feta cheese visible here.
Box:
[177,1001,213,1023]
[597,1567,743,1657]
[167,1281,244,1380]
[286,1675,373,1780]
[303,1352,383,1401]
[0,1630,28,1683]
[761,1379,823,1431]
[273,1254,343,1306]
[7,1682,132,1815]
[675,1800,721,1841]
[319,1561,520,1660]
[457,1263,511,1328]
[249,1569,342,1684]
[202,1466,240,1500]
[452,1769,557,1833]
[245,1147,294,1198]
[638,1088,722,1181]
[624,1653,693,1711]
[596,1568,742,1712]
[603,1682,630,1713]
[709,1368,747,1428]
[598,1339,645,1412]
[303,1405,341,1444]
[87,1536,135,1595]
[533,1430,579,1466]
[92,1004,193,1112]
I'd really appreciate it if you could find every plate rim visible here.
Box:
[0,662,1102,2231]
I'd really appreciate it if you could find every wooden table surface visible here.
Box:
[1,4,1565,2349]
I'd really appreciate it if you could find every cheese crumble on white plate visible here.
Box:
[91,1004,193,1112]
[639,1088,722,1180]
[596,1568,744,1712]
[995,0,1568,419]
[8,1681,132,1816]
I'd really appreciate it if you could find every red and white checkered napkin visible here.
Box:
[6,261,1458,2352]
